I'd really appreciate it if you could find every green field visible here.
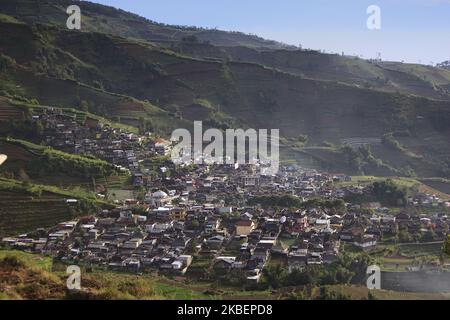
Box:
[0,249,52,271]
[0,177,109,237]
[336,176,450,200]
[398,242,444,258]
[373,242,445,271]
[108,189,135,202]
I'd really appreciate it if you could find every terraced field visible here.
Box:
[0,101,26,121]
[105,175,131,189]
[0,190,74,236]
[0,140,33,161]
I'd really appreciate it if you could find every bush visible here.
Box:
[247,195,302,208]
[260,253,371,289]
[0,256,26,270]
[373,179,408,207]
[444,235,450,256]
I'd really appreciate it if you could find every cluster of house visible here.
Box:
[32,108,170,175]
[409,193,450,208]
[3,110,448,281]
[3,168,448,282]
[0,203,335,281]
[1,208,195,274]
[341,209,448,244]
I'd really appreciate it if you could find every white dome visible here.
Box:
[152,190,168,198]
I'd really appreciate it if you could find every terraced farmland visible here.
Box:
[0,140,33,161]
[0,190,74,236]
[105,175,131,189]
[0,101,26,121]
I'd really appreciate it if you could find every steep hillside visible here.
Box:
[5,0,448,101]
[0,137,116,185]
[172,42,450,100]
[1,2,450,177]
[0,22,188,135]
[0,0,291,50]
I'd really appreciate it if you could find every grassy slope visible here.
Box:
[0,250,270,300]
[1,250,448,300]
[4,0,449,99]
[335,175,450,200]
[0,22,449,135]
[0,0,290,50]
[0,137,118,188]
[174,42,450,100]
[0,250,214,300]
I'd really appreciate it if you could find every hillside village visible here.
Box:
[1,0,450,302]
[1,109,449,284]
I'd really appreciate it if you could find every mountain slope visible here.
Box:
[3,0,448,100]
[171,42,450,100]
[1,1,450,177]
[0,0,292,50]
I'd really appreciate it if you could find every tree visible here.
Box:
[421,229,436,242]
[340,145,363,173]
[34,120,44,138]
[398,229,413,243]
[261,264,287,289]
[79,100,89,112]
[18,168,30,181]
[182,35,199,43]
[223,269,247,287]
[297,134,308,145]
[444,234,450,256]
[373,180,408,207]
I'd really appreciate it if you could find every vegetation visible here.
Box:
[444,235,450,256]
[1,138,117,179]
[373,179,409,207]
[1,248,448,300]
[0,250,212,300]
[247,195,303,208]
[382,133,421,159]
[0,177,106,236]
[258,252,372,290]
[300,198,346,212]
[0,120,43,141]
[247,195,345,211]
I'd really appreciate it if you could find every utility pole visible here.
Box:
[377,52,382,62]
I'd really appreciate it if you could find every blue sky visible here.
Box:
[91,0,450,64]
